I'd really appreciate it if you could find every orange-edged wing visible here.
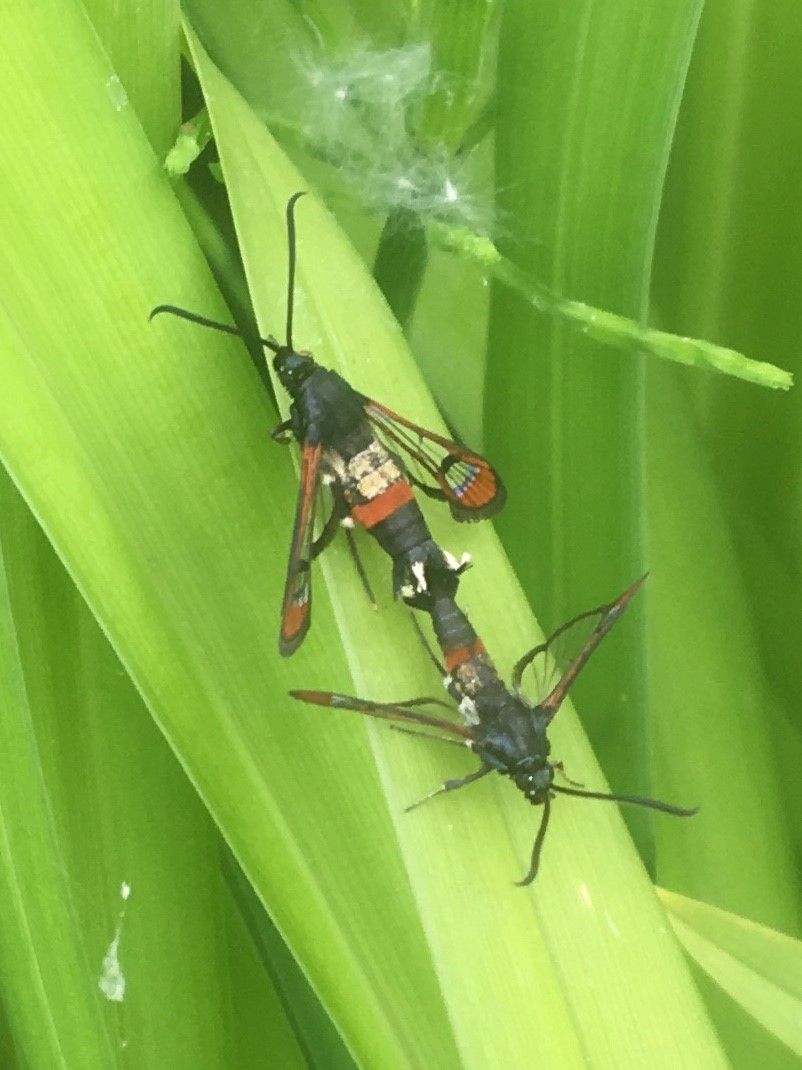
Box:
[511,574,648,721]
[279,442,323,656]
[364,401,506,521]
[289,690,474,738]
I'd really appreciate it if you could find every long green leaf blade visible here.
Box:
[0,482,114,1069]
[660,890,802,1059]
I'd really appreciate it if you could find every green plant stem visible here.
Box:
[432,224,792,390]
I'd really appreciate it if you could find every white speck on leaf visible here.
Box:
[105,75,128,112]
[98,882,131,1002]
[99,934,125,1002]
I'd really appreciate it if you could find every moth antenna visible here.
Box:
[285,191,307,350]
[148,305,281,355]
[515,795,551,886]
[551,784,698,817]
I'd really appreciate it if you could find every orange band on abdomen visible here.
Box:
[444,639,487,672]
[351,479,415,529]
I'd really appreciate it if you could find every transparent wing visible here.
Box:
[289,690,474,738]
[364,401,506,521]
[512,575,647,720]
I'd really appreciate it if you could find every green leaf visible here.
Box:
[644,7,802,1064]
[0,469,303,1070]
[0,477,114,1070]
[408,0,499,151]
[82,0,181,154]
[484,0,704,857]
[646,369,799,933]
[660,890,802,1059]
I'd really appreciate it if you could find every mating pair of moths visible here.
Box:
[152,193,694,885]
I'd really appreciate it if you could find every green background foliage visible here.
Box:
[1,1,800,1068]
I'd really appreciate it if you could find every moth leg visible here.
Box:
[271,420,293,443]
[390,725,468,747]
[407,611,447,676]
[405,764,492,812]
[313,479,377,608]
[388,696,454,711]
[343,525,377,608]
[310,502,343,559]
